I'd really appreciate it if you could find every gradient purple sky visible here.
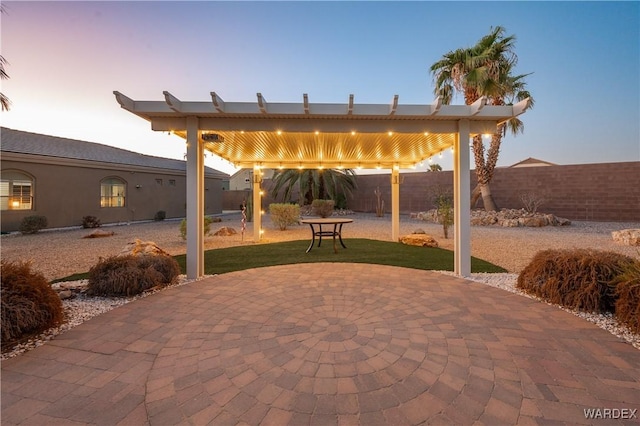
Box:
[2,1,639,175]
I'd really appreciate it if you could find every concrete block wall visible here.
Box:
[347,162,639,222]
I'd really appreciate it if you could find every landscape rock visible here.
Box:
[82,229,115,238]
[412,229,426,234]
[399,234,439,248]
[612,229,640,246]
[419,208,571,228]
[119,239,170,257]
[214,226,238,236]
[58,290,73,300]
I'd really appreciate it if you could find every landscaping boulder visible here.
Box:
[82,229,115,239]
[214,226,237,236]
[612,229,640,246]
[119,239,170,257]
[399,234,439,248]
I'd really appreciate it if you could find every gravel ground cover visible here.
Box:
[2,212,639,359]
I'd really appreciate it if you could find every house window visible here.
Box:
[100,177,126,207]
[156,178,163,186]
[169,179,176,186]
[1,170,33,211]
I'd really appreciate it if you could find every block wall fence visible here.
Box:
[223,161,640,222]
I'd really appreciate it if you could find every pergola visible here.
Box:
[114,91,529,279]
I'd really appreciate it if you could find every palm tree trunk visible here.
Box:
[470,184,482,208]
[479,183,498,211]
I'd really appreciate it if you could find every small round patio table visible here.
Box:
[299,218,353,253]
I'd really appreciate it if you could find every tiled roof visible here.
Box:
[509,157,557,167]
[1,127,229,179]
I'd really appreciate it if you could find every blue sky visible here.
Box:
[2,1,639,175]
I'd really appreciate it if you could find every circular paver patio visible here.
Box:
[2,263,639,425]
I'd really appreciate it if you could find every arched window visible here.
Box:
[100,177,126,207]
[1,170,34,211]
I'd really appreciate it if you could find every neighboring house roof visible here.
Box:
[509,157,557,168]
[1,127,229,179]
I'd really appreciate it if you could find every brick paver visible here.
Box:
[2,263,639,425]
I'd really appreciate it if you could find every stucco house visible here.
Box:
[0,127,229,232]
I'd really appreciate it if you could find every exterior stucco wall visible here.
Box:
[1,158,224,232]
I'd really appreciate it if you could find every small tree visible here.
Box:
[374,186,385,217]
[435,193,454,239]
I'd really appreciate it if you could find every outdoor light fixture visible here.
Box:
[202,133,224,142]
[11,200,19,208]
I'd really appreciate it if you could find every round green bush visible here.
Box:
[1,261,64,347]
[19,215,48,234]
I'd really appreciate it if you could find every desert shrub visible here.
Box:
[87,254,180,297]
[312,199,334,218]
[82,215,102,228]
[269,203,300,230]
[334,193,348,210]
[154,210,166,221]
[435,193,454,239]
[1,261,64,346]
[611,259,640,332]
[517,249,634,313]
[19,215,48,234]
[179,216,216,240]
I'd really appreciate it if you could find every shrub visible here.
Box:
[179,216,218,240]
[81,215,101,228]
[87,254,180,297]
[611,259,640,332]
[154,210,166,221]
[269,203,301,230]
[312,199,334,218]
[19,215,48,234]
[435,193,454,239]
[517,249,634,313]
[1,261,64,346]
[334,193,348,210]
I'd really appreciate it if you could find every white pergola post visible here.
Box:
[454,119,471,277]
[186,116,204,279]
[391,166,400,241]
[252,164,262,241]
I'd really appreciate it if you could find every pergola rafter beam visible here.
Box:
[389,95,399,115]
[303,93,310,114]
[210,92,225,112]
[163,91,182,113]
[430,96,442,115]
[470,96,487,116]
[257,93,267,114]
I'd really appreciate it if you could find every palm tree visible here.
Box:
[0,4,10,111]
[270,168,357,206]
[430,26,532,211]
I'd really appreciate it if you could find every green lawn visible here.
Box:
[174,238,507,274]
[54,238,506,282]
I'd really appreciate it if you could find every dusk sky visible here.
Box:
[2,1,638,175]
